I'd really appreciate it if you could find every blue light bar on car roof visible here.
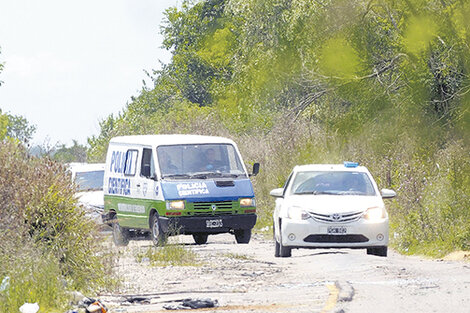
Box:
[344,161,359,168]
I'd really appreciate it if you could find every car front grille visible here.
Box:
[303,234,369,243]
[310,211,363,223]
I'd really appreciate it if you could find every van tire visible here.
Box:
[192,233,208,245]
[234,229,251,244]
[151,212,166,246]
[112,218,130,247]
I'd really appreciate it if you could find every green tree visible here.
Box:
[5,113,36,143]
[53,140,88,163]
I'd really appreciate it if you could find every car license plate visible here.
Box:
[206,219,223,228]
[327,226,347,234]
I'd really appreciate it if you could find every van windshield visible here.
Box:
[157,144,247,179]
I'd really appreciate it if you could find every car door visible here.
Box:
[274,171,293,239]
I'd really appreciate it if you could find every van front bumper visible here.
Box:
[159,214,257,234]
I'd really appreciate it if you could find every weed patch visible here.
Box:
[136,244,199,267]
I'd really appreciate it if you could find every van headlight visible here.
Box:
[364,206,386,221]
[166,200,185,210]
[240,198,255,207]
[288,206,310,220]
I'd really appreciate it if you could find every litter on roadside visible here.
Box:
[163,298,218,310]
[86,300,108,313]
[66,293,108,313]
[121,296,150,305]
[0,276,9,292]
[19,302,39,313]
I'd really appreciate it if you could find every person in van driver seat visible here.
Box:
[201,148,223,171]
[160,151,178,175]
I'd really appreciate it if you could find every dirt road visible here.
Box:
[100,233,470,313]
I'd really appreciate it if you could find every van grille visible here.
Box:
[191,201,235,216]
[310,211,363,223]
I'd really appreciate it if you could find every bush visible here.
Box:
[0,140,114,312]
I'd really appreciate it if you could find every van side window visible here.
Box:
[141,148,155,178]
[124,150,138,176]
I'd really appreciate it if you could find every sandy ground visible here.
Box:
[98,233,470,313]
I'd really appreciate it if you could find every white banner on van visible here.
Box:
[118,203,146,214]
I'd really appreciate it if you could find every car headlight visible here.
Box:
[166,200,185,210]
[287,206,310,220]
[364,206,386,221]
[240,198,255,207]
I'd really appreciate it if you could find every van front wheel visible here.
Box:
[234,229,251,244]
[151,213,166,246]
[192,233,208,245]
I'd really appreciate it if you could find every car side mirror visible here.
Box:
[270,188,284,198]
[381,188,396,199]
[250,162,260,177]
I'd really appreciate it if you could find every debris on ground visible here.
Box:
[19,302,39,313]
[121,296,151,305]
[163,298,218,310]
[86,300,108,313]
[0,276,9,292]
[66,293,108,313]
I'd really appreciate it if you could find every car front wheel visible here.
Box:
[367,246,388,257]
[275,220,291,257]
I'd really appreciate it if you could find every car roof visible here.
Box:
[293,164,370,173]
[109,134,236,146]
[68,162,106,173]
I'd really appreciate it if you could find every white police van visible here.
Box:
[103,135,259,246]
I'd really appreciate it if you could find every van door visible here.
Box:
[133,147,159,228]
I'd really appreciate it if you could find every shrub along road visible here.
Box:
[101,233,470,313]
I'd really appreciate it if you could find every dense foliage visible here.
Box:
[0,141,113,312]
[89,0,469,256]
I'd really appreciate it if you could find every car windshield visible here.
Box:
[157,144,246,179]
[290,171,376,196]
[75,170,104,191]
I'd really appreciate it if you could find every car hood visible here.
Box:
[286,195,384,214]
[76,190,104,208]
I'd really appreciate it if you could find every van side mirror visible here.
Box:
[381,188,396,199]
[250,162,260,177]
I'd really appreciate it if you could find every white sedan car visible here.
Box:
[68,162,105,223]
[271,162,396,257]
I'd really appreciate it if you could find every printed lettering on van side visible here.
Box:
[117,203,145,213]
[108,177,131,195]
[177,182,209,197]
[108,150,133,196]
